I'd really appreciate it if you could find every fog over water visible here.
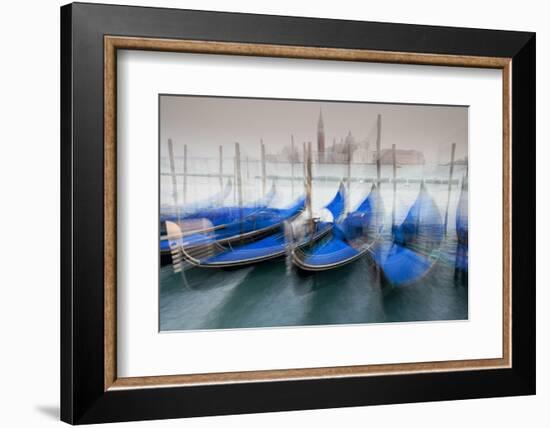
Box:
[160,95,468,164]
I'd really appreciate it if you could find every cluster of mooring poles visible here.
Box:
[161,111,465,282]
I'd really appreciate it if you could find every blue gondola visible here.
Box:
[322,182,346,223]
[455,176,468,275]
[372,182,444,286]
[187,194,306,245]
[160,184,277,261]
[161,182,275,228]
[291,183,384,271]
[160,179,233,219]
[168,184,346,268]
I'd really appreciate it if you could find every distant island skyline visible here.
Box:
[160,95,468,164]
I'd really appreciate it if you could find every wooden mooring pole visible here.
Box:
[392,143,397,230]
[302,142,306,179]
[167,138,179,221]
[218,145,223,196]
[346,137,352,213]
[235,143,243,218]
[291,134,295,198]
[306,142,313,235]
[261,139,267,196]
[376,114,382,186]
[444,142,457,235]
[183,144,188,205]
[233,152,237,204]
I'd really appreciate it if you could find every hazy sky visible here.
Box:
[160,95,468,163]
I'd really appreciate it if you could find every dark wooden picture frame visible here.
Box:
[61,2,535,424]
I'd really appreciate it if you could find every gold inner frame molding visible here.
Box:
[104,35,512,391]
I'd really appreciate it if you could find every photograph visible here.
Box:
[159,95,469,331]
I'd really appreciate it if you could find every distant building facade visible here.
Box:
[271,111,424,166]
[376,148,425,165]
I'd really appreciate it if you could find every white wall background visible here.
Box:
[0,0,545,426]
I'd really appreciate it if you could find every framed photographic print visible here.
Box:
[61,2,535,424]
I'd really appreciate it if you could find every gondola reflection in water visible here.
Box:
[159,95,469,331]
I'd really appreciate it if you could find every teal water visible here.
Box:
[159,238,467,331]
